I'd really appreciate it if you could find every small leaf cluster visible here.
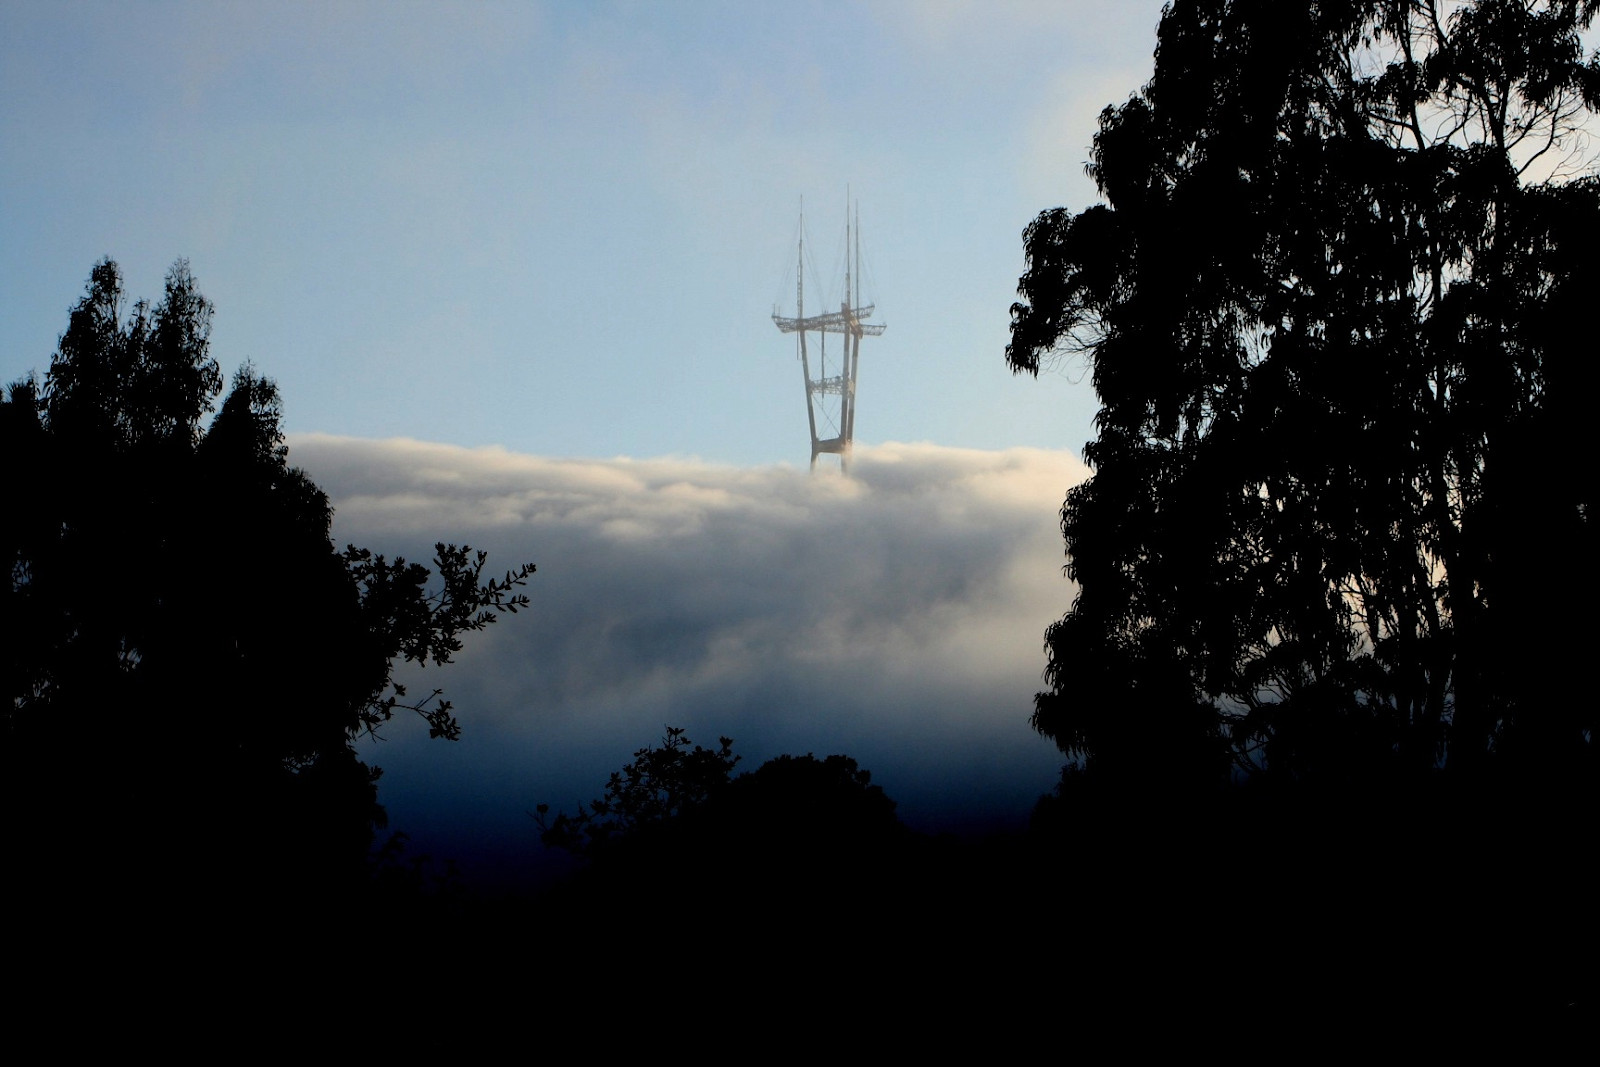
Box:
[345,543,535,741]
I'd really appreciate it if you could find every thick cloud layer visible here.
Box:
[289,435,1089,885]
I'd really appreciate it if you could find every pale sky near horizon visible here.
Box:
[2,0,1168,466]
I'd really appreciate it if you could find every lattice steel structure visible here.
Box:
[773,205,885,471]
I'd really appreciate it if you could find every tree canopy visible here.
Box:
[3,259,534,905]
[537,726,742,856]
[537,728,907,929]
[1008,1,1600,787]
[537,727,900,860]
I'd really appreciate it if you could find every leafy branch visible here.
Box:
[345,542,535,740]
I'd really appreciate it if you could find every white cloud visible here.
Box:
[287,435,1090,883]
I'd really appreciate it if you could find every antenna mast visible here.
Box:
[772,196,885,472]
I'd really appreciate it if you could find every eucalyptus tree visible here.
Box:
[3,259,535,902]
[1008,1,1599,785]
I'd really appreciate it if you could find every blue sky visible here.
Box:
[3,0,1166,465]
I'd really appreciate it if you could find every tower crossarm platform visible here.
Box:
[772,305,886,336]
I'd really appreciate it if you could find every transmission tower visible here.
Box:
[772,202,885,471]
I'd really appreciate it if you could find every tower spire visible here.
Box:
[772,196,885,472]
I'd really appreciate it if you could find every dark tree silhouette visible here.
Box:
[536,726,741,855]
[538,728,909,925]
[1008,1,1599,788]
[3,259,534,912]
[712,751,901,847]
[538,728,902,859]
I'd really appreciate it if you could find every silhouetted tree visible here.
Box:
[712,752,900,848]
[536,726,740,855]
[3,259,534,911]
[539,729,903,859]
[538,728,909,923]
[1008,1,1599,787]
